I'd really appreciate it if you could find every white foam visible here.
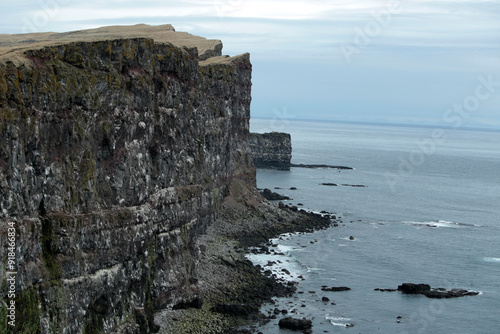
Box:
[325,315,353,327]
[246,245,305,282]
[276,244,295,253]
[403,220,476,229]
[483,257,500,263]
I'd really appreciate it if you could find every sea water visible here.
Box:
[248,119,500,333]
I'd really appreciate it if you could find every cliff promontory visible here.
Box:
[0,24,252,333]
[249,132,292,168]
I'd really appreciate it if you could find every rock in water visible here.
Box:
[397,283,479,298]
[321,286,351,292]
[424,289,479,298]
[278,317,313,331]
[397,283,431,294]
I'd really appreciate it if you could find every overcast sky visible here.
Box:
[1,0,500,128]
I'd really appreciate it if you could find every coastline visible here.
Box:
[155,180,338,333]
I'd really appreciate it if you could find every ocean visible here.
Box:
[247,118,500,333]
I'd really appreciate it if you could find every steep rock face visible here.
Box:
[249,132,292,168]
[0,26,252,333]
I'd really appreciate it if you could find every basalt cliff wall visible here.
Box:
[0,25,252,333]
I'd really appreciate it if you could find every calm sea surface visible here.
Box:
[248,119,500,333]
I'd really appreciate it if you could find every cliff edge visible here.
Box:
[0,24,252,333]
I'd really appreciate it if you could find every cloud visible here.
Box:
[2,0,499,127]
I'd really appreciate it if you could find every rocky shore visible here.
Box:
[155,181,337,333]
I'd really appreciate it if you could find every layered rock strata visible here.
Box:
[249,132,292,168]
[0,24,252,333]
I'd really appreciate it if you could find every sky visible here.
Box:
[1,0,500,129]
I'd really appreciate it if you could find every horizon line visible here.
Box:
[250,116,500,133]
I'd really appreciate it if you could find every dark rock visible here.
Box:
[172,296,203,310]
[424,289,479,298]
[321,183,338,186]
[260,188,291,201]
[397,283,431,294]
[321,297,330,302]
[397,283,478,298]
[213,303,258,317]
[290,187,298,190]
[290,164,353,170]
[321,286,351,292]
[278,317,313,331]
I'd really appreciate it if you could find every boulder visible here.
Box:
[397,283,431,294]
[278,317,313,331]
[424,289,479,299]
[397,283,479,298]
[260,188,291,201]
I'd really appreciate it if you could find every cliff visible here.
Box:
[249,132,292,168]
[0,24,252,333]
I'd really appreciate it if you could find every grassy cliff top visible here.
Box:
[0,23,225,66]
